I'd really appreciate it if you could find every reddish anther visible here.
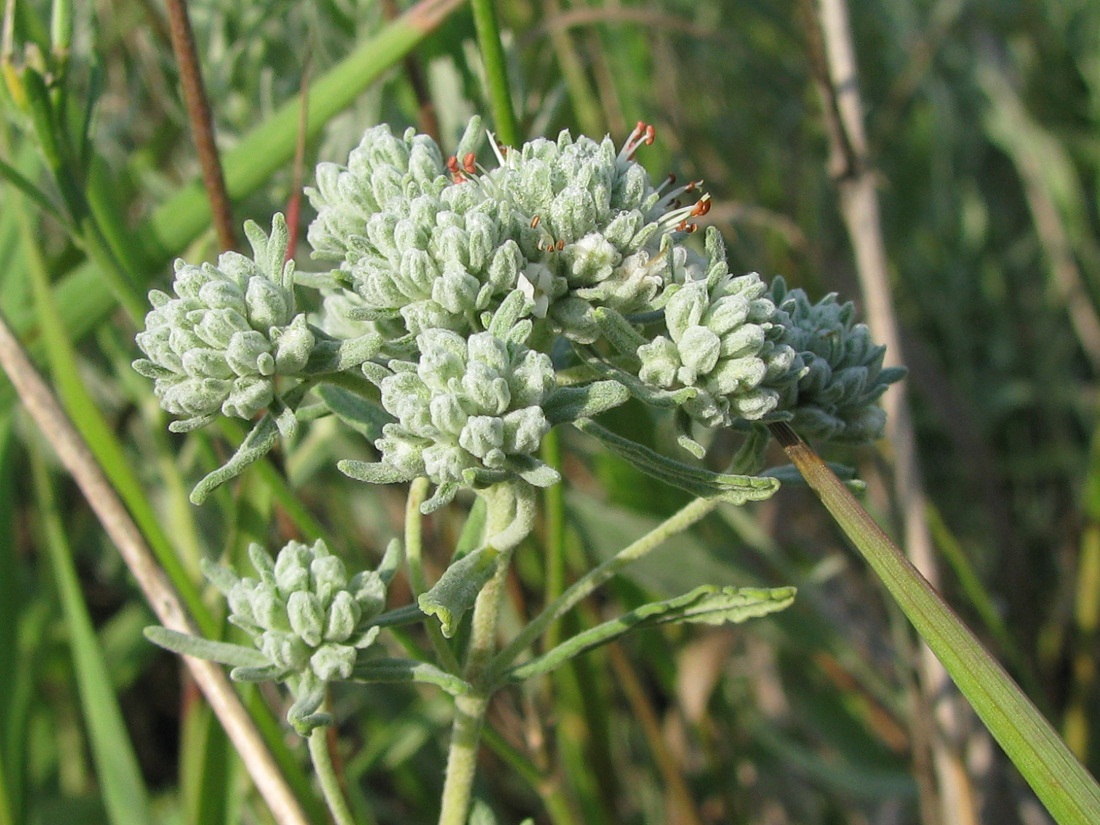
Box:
[446,155,467,183]
[462,152,477,174]
[531,215,541,229]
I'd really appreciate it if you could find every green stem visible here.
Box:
[406,476,432,595]
[769,422,1100,825]
[489,494,720,678]
[540,429,567,650]
[308,725,356,825]
[470,0,519,146]
[437,484,533,825]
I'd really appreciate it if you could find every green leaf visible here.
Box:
[33,450,155,825]
[338,459,415,486]
[543,380,629,426]
[143,627,269,669]
[350,658,470,696]
[575,418,779,504]
[505,585,795,682]
[0,155,67,225]
[304,333,383,374]
[418,546,500,638]
[190,413,281,504]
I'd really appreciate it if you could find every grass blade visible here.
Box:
[30,443,155,825]
[770,422,1100,825]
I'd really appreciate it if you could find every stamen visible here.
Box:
[462,152,477,174]
[656,193,712,235]
[446,155,467,183]
[486,132,508,166]
[531,215,541,229]
[618,121,657,162]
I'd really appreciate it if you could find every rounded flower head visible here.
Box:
[133,215,316,431]
[768,277,906,443]
[307,123,453,261]
[205,538,392,733]
[480,122,713,341]
[637,230,798,427]
[364,318,560,509]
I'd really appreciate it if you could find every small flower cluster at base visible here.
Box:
[203,539,391,733]
[768,277,907,443]
[133,215,315,431]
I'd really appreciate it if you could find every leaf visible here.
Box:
[304,333,383,373]
[337,459,415,485]
[418,545,500,638]
[190,413,280,504]
[350,657,470,695]
[505,585,795,682]
[543,380,629,425]
[574,418,779,504]
[143,627,269,668]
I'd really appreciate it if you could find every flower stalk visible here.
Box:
[438,483,533,825]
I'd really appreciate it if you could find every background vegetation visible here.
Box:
[0,0,1098,823]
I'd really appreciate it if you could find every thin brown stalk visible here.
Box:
[380,0,440,142]
[0,310,309,825]
[165,0,236,250]
[284,59,311,259]
[607,644,706,825]
[801,0,983,822]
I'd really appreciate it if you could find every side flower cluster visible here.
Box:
[204,539,391,733]
[770,277,907,443]
[637,229,800,427]
[375,329,554,484]
[134,215,315,431]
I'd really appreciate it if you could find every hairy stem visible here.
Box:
[308,725,355,825]
[490,494,720,678]
[437,483,533,825]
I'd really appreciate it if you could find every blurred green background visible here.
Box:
[0,0,1097,822]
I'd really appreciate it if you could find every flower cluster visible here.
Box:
[134,117,903,508]
[637,230,800,427]
[769,277,906,443]
[373,326,556,490]
[204,539,390,733]
[133,216,315,431]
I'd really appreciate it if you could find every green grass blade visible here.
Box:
[30,444,155,825]
[771,422,1100,825]
[0,412,17,825]
[7,172,214,637]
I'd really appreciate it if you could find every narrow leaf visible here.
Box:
[543,380,629,425]
[350,658,470,695]
[506,585,794,682]
[418,546,500,638]
[191,413,280,504]
[770,422,1100,825]
[144,627,269,668]
[575,418,779,504]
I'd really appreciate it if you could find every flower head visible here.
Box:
[768,277,906,443]
[133,215,315,431]
[205,538,394,733]
[637,230,798,426]
[358,313,561,510]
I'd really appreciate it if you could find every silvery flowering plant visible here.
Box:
[138,119,902,825]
